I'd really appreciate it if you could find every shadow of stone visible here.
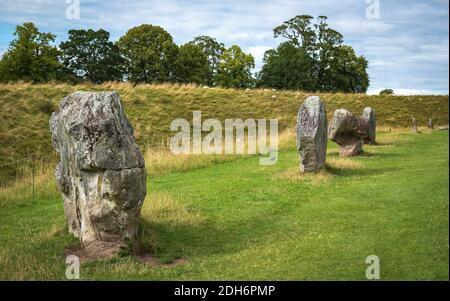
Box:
[360,150,375,157]
[136,207,296,265]
[326,150,340,156]
[327,149,374,157]
[372,141,394,146]
[325,162,397,178]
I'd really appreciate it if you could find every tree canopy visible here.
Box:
[215,45,255,88]
[0,22,61,82]
[59,29,124,83]
[173,43,209,84]
[117,24,178,84]
[380,88,394,95]
[0,18,370,93]
[190,35,225,86]
[260,15,370,92]
[258,42,316,90]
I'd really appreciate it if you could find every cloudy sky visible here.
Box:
[0,0,448,94]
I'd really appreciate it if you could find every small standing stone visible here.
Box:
[361,107,376,144]
[296,96,328,172]
[412,118,418,134]
[427,118,433,129]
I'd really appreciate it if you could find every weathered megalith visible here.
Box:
[50,91,146,251]
[361,107,376,144]
[296,96,328,172]
[427,118,433,129]
[412,117,418,133]
[328,109,367,157]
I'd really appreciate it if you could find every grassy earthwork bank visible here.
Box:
[0,127,448,280]
[0,82,449,183]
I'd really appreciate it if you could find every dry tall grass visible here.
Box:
[144,127,295,177]
[0,128,295,205]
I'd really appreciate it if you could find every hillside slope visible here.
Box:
[0,82,448,183]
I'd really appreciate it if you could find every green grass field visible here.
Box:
[0,128,448,280]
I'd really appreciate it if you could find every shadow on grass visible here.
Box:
[137,207,294,265]
[137,162,401,266]
[327,149,374,158]
[325,161,396,178]
[373,141,395,147]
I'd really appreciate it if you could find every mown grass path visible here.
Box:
[0,130,448,280]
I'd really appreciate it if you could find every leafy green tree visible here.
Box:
[258,42,316,90]
[0,22,61,82]
[215,45,255,88]
[190,35,225,86]
[117,24,178,84]
[380,88,394,95]
[261,15,370,93]
[324,45,370,93]
[314,16,344,90]
[59,29,125,84]
[273,15,316,51]
[173,43,209,84]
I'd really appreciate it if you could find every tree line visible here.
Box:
[0,15,369,92]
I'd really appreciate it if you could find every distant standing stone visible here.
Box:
[296,96,328,172]
[427,118,433,129]
[412,117,418,133]
[50,91,147,252]
[328,109,366,157]
[361,107,376,144]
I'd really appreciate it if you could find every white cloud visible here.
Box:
[0,0,447,93]
[247,45,273,70]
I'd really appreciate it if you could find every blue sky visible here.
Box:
[0,0,448,94]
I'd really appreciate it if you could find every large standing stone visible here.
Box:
[361,107,376,144]
[296,96,328,172]
[328,109,367,157]
[50,92,146,250]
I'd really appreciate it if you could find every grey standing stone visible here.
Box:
[362,107,376,144]
[50,91,146,250]
[328,109,367,157]
[427,118,433,129]
[296,96,328,172]
[412,117,418,133]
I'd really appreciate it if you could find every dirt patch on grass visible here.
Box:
[65,241,189,269]
[65,241,124,261]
